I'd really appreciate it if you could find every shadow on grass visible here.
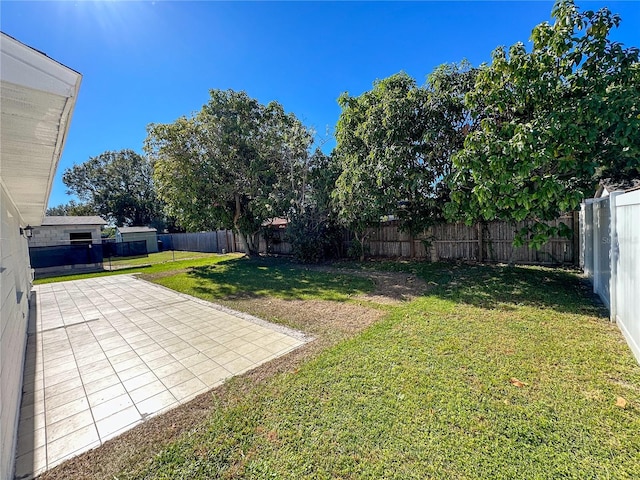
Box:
[331,258,604,315]
[420,262,605,315]
[185,256,372,301]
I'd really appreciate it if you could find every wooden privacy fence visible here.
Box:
[364,213,578,265]
[157,213,577,265]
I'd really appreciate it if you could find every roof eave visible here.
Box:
[0,32,82,226]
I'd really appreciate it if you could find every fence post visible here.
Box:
[581,199,595,276]
[609,192,622,323]
[477,223,483,263]
[572,211,579,265]
[410,232,415,258]
[592,200,601,295]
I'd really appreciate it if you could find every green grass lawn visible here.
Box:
[119,260,639,479]
[153,256,373,302]
[33,253,242,285]
[105,250,219,268]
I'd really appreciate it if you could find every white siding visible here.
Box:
[0,183,31,480]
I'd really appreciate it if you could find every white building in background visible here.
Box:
[0,32,81,480]
[29,216,107,247]
[116,226,159,253]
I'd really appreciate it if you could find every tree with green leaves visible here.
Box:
[46,200,98,217]
[447,0,640,248]
[333,66,477,258]
[146,89,313,255]
[62,149,165,227]
[287,149,345,262]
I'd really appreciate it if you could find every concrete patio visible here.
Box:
[14,275,307,479]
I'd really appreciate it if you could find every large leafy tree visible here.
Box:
[333,67,477,256]
[287,149,345,262]
[448,0,640,247]
[146,89,312,255]
[63,149,164,227]
[46,200,98,217]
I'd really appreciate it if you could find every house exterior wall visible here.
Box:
[0,183,32,480]
[119,232,158,253]
[30,224,102,246]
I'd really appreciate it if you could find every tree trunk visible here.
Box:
[355,230,365,262]
[233,193,259,257]
[235,229,251,255]
[247,231,260,255]
[233,193,250,256]
[507,221,517,267]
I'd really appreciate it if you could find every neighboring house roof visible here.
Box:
[0,32,82,226]
[117,226,157,234]
[41,216,107,226]
[596,179,640,198]
[262,217,288,229]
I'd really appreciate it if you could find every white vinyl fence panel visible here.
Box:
[612,190,640,362]
[593,197,612,308]
[581,190,640,363]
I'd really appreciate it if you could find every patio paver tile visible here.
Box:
[95,406,141,440]
[122,370,158,391]
[128,379,170,404]
[83,373,122,396]
[113,356,145,373]
[198,366,232,387]
[80,363,118,383]
[117,364,152,382]
[45,386,87,411]
[78,358,112,376]
[47,424,100,465]
[87,383,127,408]
[44,360,78,377]
[47,409,94,443]
[16,274,306,478]
[45,398,89,425]
[91,393,135,422]
[170,377,208,402]
[222,356,255,374]
[159,369,195,389]
[136,390,178,418]
[139,348,169,363]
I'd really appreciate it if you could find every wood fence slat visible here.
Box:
[359,214,576,265]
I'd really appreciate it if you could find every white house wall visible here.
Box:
[0,183,32,480]
[1,32,82,480]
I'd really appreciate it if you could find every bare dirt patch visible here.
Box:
[39,297,385,480]
[308,266,430,304]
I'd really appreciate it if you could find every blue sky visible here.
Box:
[2,1,639,208]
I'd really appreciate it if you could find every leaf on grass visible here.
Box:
[509,377,528,388]
[615,397,627,409]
